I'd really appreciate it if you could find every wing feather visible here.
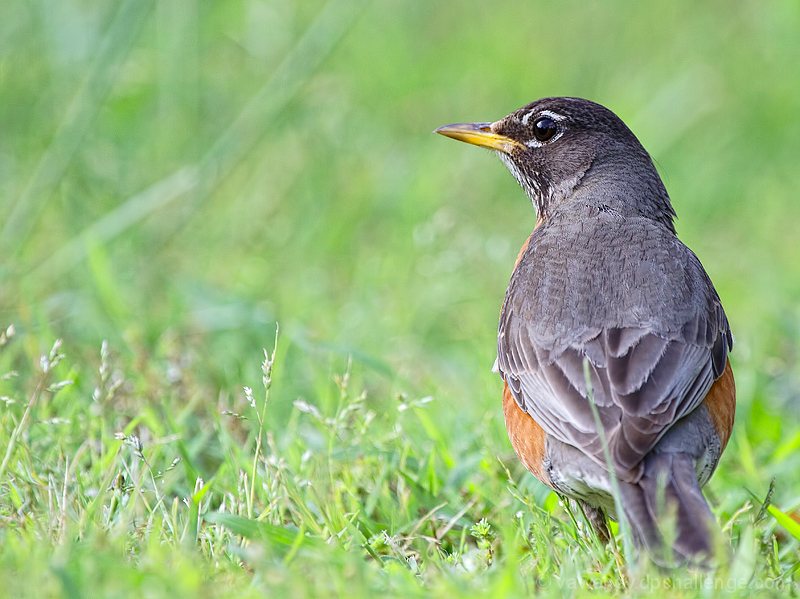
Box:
[499,325,729,481]
[497,214,732,481]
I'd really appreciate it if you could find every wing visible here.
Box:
[497,219,732,481]
[499,325,731,480]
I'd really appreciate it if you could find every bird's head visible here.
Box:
[436,97,675,229]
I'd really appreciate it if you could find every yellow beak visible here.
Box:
[434,122,523,153]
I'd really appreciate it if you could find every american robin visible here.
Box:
[435,97,735,565]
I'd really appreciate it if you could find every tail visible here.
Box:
[619,452,720,566]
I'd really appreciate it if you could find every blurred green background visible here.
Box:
[2,0,800,516]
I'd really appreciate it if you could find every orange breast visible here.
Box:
[502,221,549,484]
[502,381,550,486]
[703,359,736,451]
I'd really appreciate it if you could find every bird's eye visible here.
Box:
[532,117,558,142]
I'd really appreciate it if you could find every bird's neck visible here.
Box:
[548,157,677,233]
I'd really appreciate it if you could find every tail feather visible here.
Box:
[620,452,718,565]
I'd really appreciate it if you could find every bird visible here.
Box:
[435,97,735,566]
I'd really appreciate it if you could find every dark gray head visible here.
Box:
[436,97,676,232]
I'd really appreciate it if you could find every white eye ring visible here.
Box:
[521,109,564,126]
[521,110,565,147]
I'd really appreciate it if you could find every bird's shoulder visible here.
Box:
[502,208,726,350]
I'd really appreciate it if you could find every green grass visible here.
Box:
[2,0,800,596]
